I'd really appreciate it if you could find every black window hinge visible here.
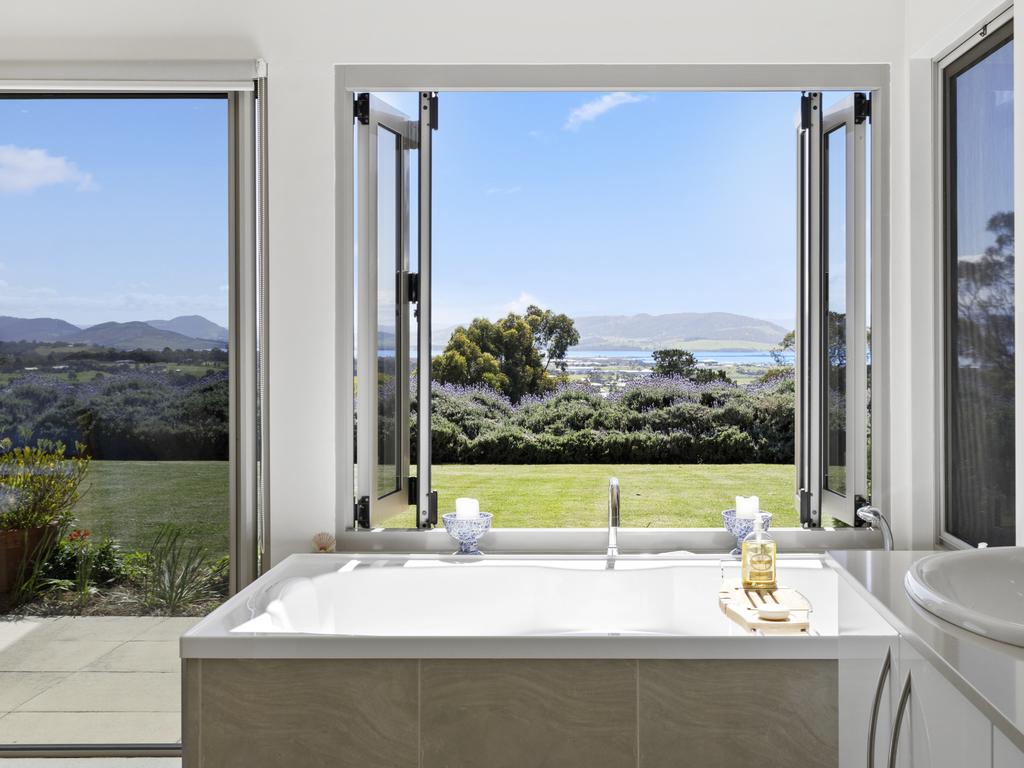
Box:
[853,494,870,526]
[354,92,370,125]
[406,272,420,304]
[355,495,370,529]
[854,92,871,125]
[427,490,438,528]
[800,92,819,131]
[407,476,418,506]
[422,91,438,131]
[798,488,814,528]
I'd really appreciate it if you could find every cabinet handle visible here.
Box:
[867,649,892,768]
[887,671,912,768]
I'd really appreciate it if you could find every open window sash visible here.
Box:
[796,93,869,527]
[356,94,435,528]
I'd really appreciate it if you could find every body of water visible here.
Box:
[564,349,792,366]
[428,348,792,366]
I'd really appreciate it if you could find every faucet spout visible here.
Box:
[856,505,893,551]
[607,477,620,558]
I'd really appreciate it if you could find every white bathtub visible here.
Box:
[181,554,894,659]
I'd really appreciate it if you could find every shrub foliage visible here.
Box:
[414,374,794,465]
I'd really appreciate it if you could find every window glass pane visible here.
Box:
[376,127,401,498]
[0,96,230,744]
[947,35,1015,546]
[825,125,848,496]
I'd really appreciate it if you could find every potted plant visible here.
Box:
[0,439,89,609]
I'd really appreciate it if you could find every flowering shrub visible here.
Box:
[415,373,794,464]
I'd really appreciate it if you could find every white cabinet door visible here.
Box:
[994,727,1024,768]
[893,638,992,768]
[839,636,897,768]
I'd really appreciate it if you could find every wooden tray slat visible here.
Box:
[718,579,811,635]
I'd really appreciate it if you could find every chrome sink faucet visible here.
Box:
[607,477,620,558]
[856,505,893,551]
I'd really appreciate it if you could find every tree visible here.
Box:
[525,305,580,372]
[770,330,795,365]
[433,312,559,402]
[652,349,698,377]
[652,348,730,384]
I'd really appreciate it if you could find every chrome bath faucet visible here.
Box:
[607,477,620,558]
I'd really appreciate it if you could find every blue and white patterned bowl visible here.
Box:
[721,509,773,554]
[442,512,493,555]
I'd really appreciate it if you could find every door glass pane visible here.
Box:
[0,96,230,745]
[947,35,1015,546]
[825,125,848,496]
[376,126,401,498]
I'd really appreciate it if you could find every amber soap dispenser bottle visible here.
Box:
[741,513,777,590]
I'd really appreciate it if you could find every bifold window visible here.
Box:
[941,16,1015,547]
[350,89,873,531]
[796,92,872,527]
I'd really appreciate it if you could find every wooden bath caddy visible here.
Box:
[718,579,811,635]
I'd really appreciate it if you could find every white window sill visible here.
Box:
[336,526,883,554]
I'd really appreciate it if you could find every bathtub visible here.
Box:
[180,553,897,767]
[181,553,890,658]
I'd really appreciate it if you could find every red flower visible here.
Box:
[67,529,91,542]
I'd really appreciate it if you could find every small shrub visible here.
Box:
[44,531,127,586]
[0,439,89,531]
[143,523,226,614]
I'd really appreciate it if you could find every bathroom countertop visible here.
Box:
[828,549,1024,746]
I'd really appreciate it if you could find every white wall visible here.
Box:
[0,0,957,559]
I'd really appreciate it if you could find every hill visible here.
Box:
[571,312,788,350]
[0,315,80,343]
[66,321,224,351]
[146,315,229,342]
[432,311,789,351]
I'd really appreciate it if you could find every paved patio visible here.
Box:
[0,616,199,745]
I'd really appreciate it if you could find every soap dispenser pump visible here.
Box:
[741,513,777,590]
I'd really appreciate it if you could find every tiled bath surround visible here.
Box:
[182,658,838,768]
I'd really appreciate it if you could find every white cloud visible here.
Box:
[563,92,647,131]
[0,145,95,193]
[501,291,542,315]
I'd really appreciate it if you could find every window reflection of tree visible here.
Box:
[826,309,847,491]
[953,210,1015,545]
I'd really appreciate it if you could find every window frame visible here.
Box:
[798,91,873,529]
[937,10,1016,550]
[336,64,890,552]
[0,60,268,758]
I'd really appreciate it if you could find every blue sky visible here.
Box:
[0,97,228,327]
[382,90,808,330]
[0,90,908,333]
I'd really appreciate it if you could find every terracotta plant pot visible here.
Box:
[0,524,60,610]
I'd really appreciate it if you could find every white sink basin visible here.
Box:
[905,547,1024,647]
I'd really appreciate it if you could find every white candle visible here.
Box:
[455,497,481,520]
[735,495,759,519]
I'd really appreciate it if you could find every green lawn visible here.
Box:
[387,463,797,528]
[72,460,229,557]
[68,461,797,555]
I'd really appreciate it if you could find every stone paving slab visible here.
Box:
[0,616,199,745]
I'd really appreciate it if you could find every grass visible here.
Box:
[385,463,797,528]
[67,461,797,554]
[72,460,229,557]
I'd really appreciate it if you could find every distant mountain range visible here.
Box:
[0,315,229,351]
[433,311,789,352]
